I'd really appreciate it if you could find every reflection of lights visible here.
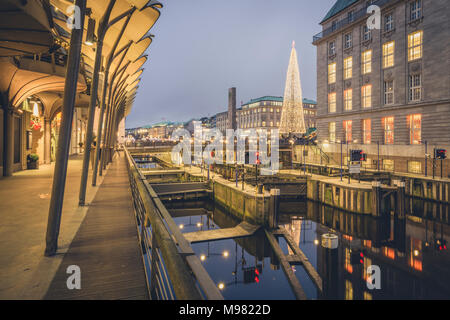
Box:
[196,222,203,228]
[200,254,206,261]
[413,250,420,257]
[222,251,229,258]
[179,224,184,230]
[314,239,320,246]
[218,282,225,290]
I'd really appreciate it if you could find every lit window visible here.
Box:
[362,50,372,74]
[328,92,336,113]
[408,114,422,144]
[408,161,422,174]
[345,248,353,274]
[385,13,394,31]
[383,159,395,171]
[343,120,352,143]
[344,57,353,79]
[262,121,266,127]
[329,122,336,143]
[383,41,395,68]
[384,81,394,105]
[363,257,372,281]
[409,74,422,101]
[344,89,352,111]
[362,85,372,108]
[408,30,423,61]
[345,280,353,300]
[410,0,422,21]
[383,117,395,144]
[344,33,352,49]
[363,119,371,144]
[364,292,373,300]
[328,63,336,84]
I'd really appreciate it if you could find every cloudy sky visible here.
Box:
[126,0,335,128]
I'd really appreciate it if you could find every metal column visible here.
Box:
[45,0,86,256]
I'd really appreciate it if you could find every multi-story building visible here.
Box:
[313,0,450,176]
[215,111,228,134]
[236,96,317,131]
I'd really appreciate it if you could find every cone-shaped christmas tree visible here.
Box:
[279,41,306,135]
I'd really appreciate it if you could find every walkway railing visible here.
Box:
[124,147,223,300]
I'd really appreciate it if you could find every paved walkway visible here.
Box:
[0,155,106,299]
[44,154,148,300]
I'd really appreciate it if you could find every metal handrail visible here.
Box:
[313,0,395,43]
[124,147,223,300]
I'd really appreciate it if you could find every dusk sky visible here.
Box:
[126,0,336,128]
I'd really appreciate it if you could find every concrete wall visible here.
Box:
[212,180,271,226]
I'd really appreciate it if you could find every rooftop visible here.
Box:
[242,96,317,107]
[321,0,358,23]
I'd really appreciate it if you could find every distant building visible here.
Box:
[215,111,228,134]
[237,96,317,131]
[313,0,450,175]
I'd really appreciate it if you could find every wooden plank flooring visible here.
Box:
[44,155,148,300]
[183,222,260,244]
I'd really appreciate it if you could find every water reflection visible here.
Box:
[280,199,450,300]
[163,197,450,300]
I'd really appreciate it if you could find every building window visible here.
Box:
[409,74,422,102]
[328,63,336,84]
[362,26,371,41]
[408,30,423,61]
[384,81,394,105]
[362,85,372,108]
[344,57,353,79]
[408,114,422,145]
[343,120,353,143]
[383,41,395,68]
[362,50,372,74]
[332,21,337,31]
[383,117,395,144]
[328,92,336,113]
[344,33,352,49]
[410,0,422,21]
[383,159,395,171]
[385,13,394,32]
[329,122,336,143]
[363,119,371,144]
[408,161,422,174]
[345,280,353,300]
[348,11,354,23]
[344,89,352,111]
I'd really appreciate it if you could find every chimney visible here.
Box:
[228,87,237,130]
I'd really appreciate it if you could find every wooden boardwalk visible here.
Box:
[45,155,148,300]
[183,222,260,244]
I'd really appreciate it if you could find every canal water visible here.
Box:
[164,198,450,300]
